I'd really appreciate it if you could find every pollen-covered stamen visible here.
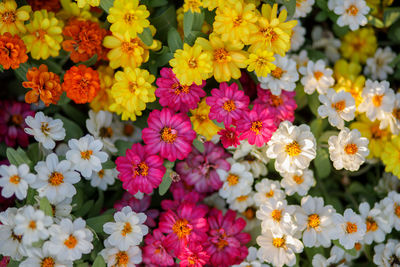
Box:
[293,175,304,184]
[250,121,263,135]
[160,127,178,143]
[271,209,282,222]
[116,251,129,265]
[134,161,149,177]
[222,99,236,112]
[172,219,192,239]
[64,234,78,249]
[366,217,378,232]
[346,222,358,234]
[227,173,239,186]
[49,172,64,186]
[272,237,286,248]
[307,214,320,229]
[285,141,301,156]
[314,71,323,80]
[121,222,132,236]
[332,100,346,112]
[372,94,383,107]
[80,150,93,160]
[214,48,230,63]
[9,175,20,184]
[346,5,359,16]
[271,67,284,79]
[344,143,358,155]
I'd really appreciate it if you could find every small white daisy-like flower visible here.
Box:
[332,208,366,250]
[358,79,395,122]
[379,92,400,135]
[228,192,255,213]
[232,246,269,267]
[86,110,118,153]
[312,254,338,267]
[258,55,299,96]
[257,228,303,267]
[14,205,53,245]
[103,206,148,251]
[100,240,142,267]
[358,202,391,245]
[267,121,317,174]
[318,89,356,129]
[373,239,400,267]
[24,112,66,150]
[256,198,296,234]
[299,59,334,95]
[374,172,400,194]
[0,164,35,200]
[333,0,369,31]
[254,178,285,207]
[311,26,341,63]
[294,196,338,248]
[289,21,306,51]
[292,50,309,70]
[50,197,73,219]
[280,168,316,196]
[66,134,108,178]
[0,208,25,260]
[380,191,400,231]
[87,168,116,191]
[218,162,254,201]
[365,47,395,80]
[328,127,369,171]
[330,244,358,265]
[293,0,314,18]
[20,247,73,267]
[44,218,93,261]
[118,121,142,143]
[32,153,80,204]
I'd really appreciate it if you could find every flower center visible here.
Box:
[49,171,64,186]
[116,251,129,265]
[188,58,198,68]
[35,29,47,41]
[250,121,263,135]
[270,95,283,107]
[272,237,285,248]
[344,143,358,155]
[134,161,149,177]
[285,141,301,156]
[372,95,383,107]
[123,13,136,23]
[394,203,400,218]
[41,122,50,135]
[214,48,230,63]
[314,71,323,80]
[1,11,16,24]
[28,220,37,229]
[41,257,55,267]
[366,217,378,232]
[271,209,282,222]
[121,39,139,54]
[332,100,346,112]
[346,5,359,16]
[121,222,132,236]
[10,114,22,125]
[237,195,248,202]
[98,169,104,178]
[172,219,191,239]
[271,67,284,79]
[293,175,304,184]
[64,235,78,249]
[354,242,362,251]
[128,81,137,93]
[222,99,236,112]
[371,124,386,139]
[265,189,274,198]
[233,15,243,27]
[393,108,400,120]
[80,150,93,160]
[261,26,279,42]
[172,83,190,95]
[243,207,255,220]
[346,222,358,234]
[9,175,20,184]
[227,173,239,186]
[160,127,177,143]
[99,127,113,138]
[307,214,320,229]
[123,124,134,136]
[188,255,199,265]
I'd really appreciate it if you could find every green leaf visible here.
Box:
[26,188,36,205]
[332,23,349,38]
[282,0,296,19]
[74,199,94,217]
[184,30,207,46]
[54,114,83,141]
[307,93,320,117]
[13,61,32,81]
[332,240,358,256]
[389,53,400,67]
[92,255,106,267]
[310,118,328,139]
[26,143,40,164]
[61,104,86,127]
[315,11,328,22]
[115,140,132,156]
[78,54,98,67]
[0,65,4,72]
[383,7,400,27]
[318,130,339,144]
[57,92,71,106]
[102,160,116,169]
[86,213,114,233]
[159,160,175,195]
[153,47,173,67]
[193,138,205,153]
[294,83,307,110]
[167,27,183,53]
[151,5,177,42]
[100,0,114,13]
[149,0,168,7]
[88,190,104,217]
[39,197,53,216]
[6,259,20,267]
[348,181,365,194]
[367,14,384,28]
[138,27,154,46]
[314,147,331,179]
[6,147,31,166]
[204,9,215,25]
[183,10,204,38]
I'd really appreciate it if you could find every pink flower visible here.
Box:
[115,143,166,195]
[178,243,210,267]
[156,68,206,112]
[176,142,230,193]
[0,100,34,147]
[161,181,203,211]
[143,108,196,162]
[205,209,251,267]
[218,126,240,148]
[206,82,249,126]
[236,108,277,147]
[143,229,175,266]
[159,202,209,257]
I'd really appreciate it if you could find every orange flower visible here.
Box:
[27,0,61,12]
[22,64,62,106]
[62,19,107,63]
[62,65,100,104]
[0,32,28,69]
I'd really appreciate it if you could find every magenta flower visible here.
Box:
[161,181,203,211]
[236,107,277,147]
[0,101,34,147]
[156,68,206,112]
[176,142,230,193]
[205,209,251,267]
[115,143,166,195]
[206,82,249,126]
[142,108,196,162]
[218,126,240,148]
[143,229,175,266]
[178,242,210,267]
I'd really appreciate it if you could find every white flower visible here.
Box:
[294,196,338,248]
[100,240,142,267]
[280,168,315,196]
[218,162,253,201]
[14,205,53,245]
[332,208,366,250]
[256,198,296,234]
[0,208,25,260]
[0,164,35,200]
[293,0,314,18]
[299,59,334,95]
[358,202,390,245]
[318,89,356,129]
[257,228,303,267]
[86,110,118,153]
[365,47,395,80]
[329,245,355,266]
[312,254,338,267]
[232,246,269,267]
[258,55,299,95]
[228,192,255,213]
[50,197,73,219]
[373,239,400,267]
[66,134,108,178]
[87,168,116,191]
[254,178,285,207]
[328,128,369,171]
[24,112,66,150]
[103,206,148,251]
[380,191,400,231]
[311,26,341,63]
[292,50,309,70]
[32,153,80,204]
[333,0,369,31]
[267,121,317,174]
[290,21,306,51]
[358,79,395,121]
[203,192,227,212]
[20,247,73,267]
[44,218,93,261]
[374,172,400,194]
[379,92,400,135]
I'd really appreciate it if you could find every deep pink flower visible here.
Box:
[218,126,240,148]
[142,108,196,162]
[156,68,206,112]
[236,108,277,147]
[0,101,34,147]
[159,202,209,257]
[161,181,203,211]
[205,209,251,267]
[115,143,166,195]
[176,142,230,193]
[178,242,210,267]
[0,256,10,267]
[143,229,175,266]
[206,82,249,126]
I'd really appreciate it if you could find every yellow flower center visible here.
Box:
[214,48,230,63]
[227,173,239,186]
[121,39,140,54]
[272,237,285,248]
[237,195,248,202]
[332,100,346,112]
[372,95,383,107]
[128,81,138,93]
[233,15,243,27]
[49,172,64,186]
[271,67,284,79]
[265,189,274,198]
[100,127,113,138]
[41,257,55,267]
[346,222,358,234]
[188,58,198,68]
[64,235,78,249]
[81,150,93,160]
[271,209,282,222]
[250,121,263,135]
[285,141,301,156]
[160,127,177,143]
[1,11,16,24]
[134,161,149,177]
[116,251,129,265]
[346,5,359,16]
[307,214,320,229]
[121,222,132,236]
[261,26,279,42]
[366,217,378,232]
[172,219,191,239]
[41,122,50,135]
[293,175,304,184]
[172,83,190,95]
[29,220,37,229]
[222,99,236,112]
[314,71,323,80]
[344,143,358,155]
[123,13,137,24]
[270,95,283,107]
[98,170,104,178]
[9,175,20,184]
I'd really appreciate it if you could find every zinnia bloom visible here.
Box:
[155,67,206,113]
[142,229,175,266]
[0,0,31,35]
[246,49,276,77]
[62,65,100,104]
[382,136,400,178]
[190,99,221,140]
[22,64,62,106]
[218,126,240,148]
[178,243,210,267]
[115,143,166,195]
[142,108,196,162]
[206,82,250,126]
[89,66,115,112]
[0,33,27,69]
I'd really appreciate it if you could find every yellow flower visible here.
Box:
[107,0,150,38]
[249,3,297,56]
[246,49,276,77]
[366,0,393,17]
[202,0,224,10]
[333,59,362,80]
[90,66,115,112]
[57,0,96,22]
[76,0,100,8]
[109,68,156,121]
[22,10,63,60]
[169,43,213,86]
[350,115,391,159]
[382,136,400,177]
[190,99,221,140]
[196,33,248,82]
[183,0,203,13]
[340,28,377,64]
[0,0,31,35]
[213,0,258,44]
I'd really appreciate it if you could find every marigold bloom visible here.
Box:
[62,65,100,104]
[90,66,115,112]
[340,28,377,64]
[183,0,203,13]
[246,49,276,77]
[107,0,150,38]
[382,136,400,178]
[0,0,31,35]
[190,99,221,141]
[0,33,27,70]
[62,19,107,63]
[22,10,63,60]
[22,64,62,106]
[28,0,61,12]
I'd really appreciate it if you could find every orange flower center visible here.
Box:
[195,114,207,122]
[128,81,137,93]
[307,214,320,229]
[222,99,236,112]
[214,48,229,63]
[285,141,301,156]
[227,173,239,186]
[172,219,191,239]
[123,13,136,23]
[265,189,274,198]
[41,257,55,267]
[332,100,346,112]
[344,144,358,155]
[270,95,283,107]
[271,209,282,222]
[314,71,323,80]
[394,203,400,218]
[188,58,198,68]
[233,15,243,27]
[35,29,47,41]
[272,237,285,248]
[250,121,263,135]
[346,222,358,234]
[49,171,64,186]
[372,95,383,107]
[100,126,113,138]
[371,124,386,139]
[293,175,304,184]
[366,217,378,232]
[237,195,248,202]
[9,175,20,184]
[354,242,362,251]
[121,222,132,236]
[271,67,284,79]
[1,11,16,24]
[80,150,93,160]
[10,114,22,125]
[64,235,78,249]
[243,207,255,220]
[346,5,359,16]
[160,127,177,143]
[134,161,149,177]
[116,251,129,265]
[28,220,37,229]
[121,39,139,54]
[262,27,279,42]
[188,255,199,265]
[98,169,104,178]
[172,83,190,95]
